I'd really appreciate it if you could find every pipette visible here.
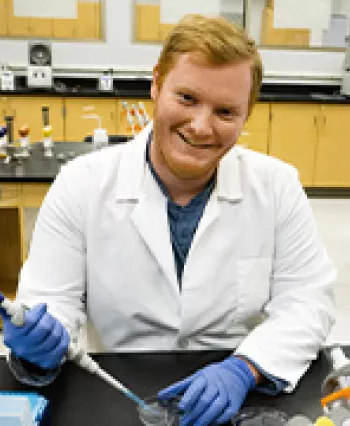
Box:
[0,292,153,412]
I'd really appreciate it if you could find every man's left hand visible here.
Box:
[158,356,256,425]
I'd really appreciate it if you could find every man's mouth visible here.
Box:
[176,131,214,149]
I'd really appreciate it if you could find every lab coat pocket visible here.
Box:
[236,257,272,323]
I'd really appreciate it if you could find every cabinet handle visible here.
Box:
[315,115,326,127]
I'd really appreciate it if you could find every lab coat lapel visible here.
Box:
[131,170,179,292]
[114,125,178,292]
[190,147,243,252]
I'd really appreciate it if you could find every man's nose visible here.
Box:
[189,107,214,138]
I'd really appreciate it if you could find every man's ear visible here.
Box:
[151,65,160,101]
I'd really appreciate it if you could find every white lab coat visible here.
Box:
[17,124,336,391]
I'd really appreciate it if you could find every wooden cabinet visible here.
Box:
[7,0,30,36]
[5,96,65,143]
[237,103,270,154]
[0,0,8,36]
[0,183,21,207]
[313,105,350,187]
[53,2,101,39]
[116,99,153,136]
[260,5,310,47]
[269,102,350,187]
[0,95,349,187]
[0,183,22,301]
[22,183,50,208]
[135,4,160,42]
[0,183,50,303]
[28,18,53,38]
[53,18,76,38]
[269,103,318,186]
[65,98,117,141]
[75,2,99,40]
[3,0,101,40]
[0,96,8,117]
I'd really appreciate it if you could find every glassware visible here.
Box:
[231,406,289,426]
[137,396,180,426]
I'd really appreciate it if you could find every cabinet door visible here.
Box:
[6,96,65,143]
[314,105,350,187]
[7,0,30,36]
[28,18,53,38]
[116,99,154,136]
[0,96,8,117]
[0,0,8,36]
[135,4,160,41]
[65,98,117,141]
[53,18,76,38]
[0,204,21,300]
[75,2,97,39]
[237,103,270,153]
[269,103,318,186]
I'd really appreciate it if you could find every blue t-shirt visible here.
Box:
[145,133,215,286]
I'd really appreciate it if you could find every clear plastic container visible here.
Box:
[231,406,289,426]
[137,396,180,426]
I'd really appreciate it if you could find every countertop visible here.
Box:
[0,349,348,426]
[0,142,94,182]
[1,77,350,103]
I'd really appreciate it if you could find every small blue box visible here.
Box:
[0,392,48,426]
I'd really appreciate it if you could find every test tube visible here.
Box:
[18,125,30,157]
[4,116,13,145]
[139,102,150,126]
[4,116,16,163]
[42,105,50,127]
[41,105,54,156]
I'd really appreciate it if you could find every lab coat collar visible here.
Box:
[216,146,243,202]
[114,123,243,203]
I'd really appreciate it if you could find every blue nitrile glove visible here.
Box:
[0,302,69,370]
[158,356,256,426]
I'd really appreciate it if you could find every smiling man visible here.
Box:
[0,14,336,426]
[150,53,251,206]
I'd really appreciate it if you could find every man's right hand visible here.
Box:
[0,303,69,370]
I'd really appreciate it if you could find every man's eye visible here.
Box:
[179,93,194,103]
[217,108,233,117]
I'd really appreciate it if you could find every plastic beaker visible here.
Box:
[137,396,180,426]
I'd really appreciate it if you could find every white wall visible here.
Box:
[0,0,345,79]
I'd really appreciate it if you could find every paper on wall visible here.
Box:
[14,0,78,19]
[160,0,221,24]
[322,14,348,47]
[274,0,332,30]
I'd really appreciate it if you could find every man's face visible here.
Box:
[150,53,252,182]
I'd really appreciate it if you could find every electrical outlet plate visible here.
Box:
[27,66,52,88]
[0,71,15,91]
